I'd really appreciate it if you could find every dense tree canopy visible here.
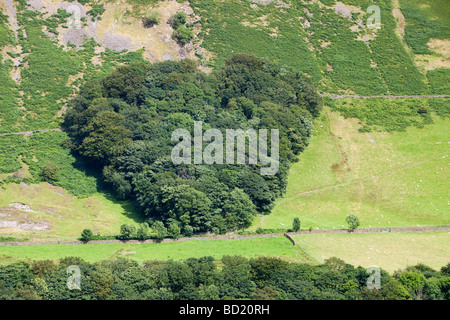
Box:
[1,256,448,300]
[63,54,323,234]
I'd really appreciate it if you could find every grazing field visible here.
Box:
[0,236,311,264]
[0,231,447,273]
[251,106,449,231]
[0,0,448,272]
[293,231,450,272]
[0,182,142,241]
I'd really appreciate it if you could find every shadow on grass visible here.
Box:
[102,192,146,224]
[62,151,146,225]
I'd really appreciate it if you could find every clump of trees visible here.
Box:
[63,54,323,236]
[1,255,449,300]
[169,12,194,45]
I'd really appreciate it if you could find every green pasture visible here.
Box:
[252,106,449,230]
[0,236,310,264]
[293,231,450,272]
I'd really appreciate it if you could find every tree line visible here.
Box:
[63,54,323,235]
[1,256,448,300]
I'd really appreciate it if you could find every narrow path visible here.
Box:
[0,128,62,137]
[321,94,450,99]
[276,152,447,204]
[0,225,449,246]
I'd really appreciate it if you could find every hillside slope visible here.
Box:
[0,0,448,241]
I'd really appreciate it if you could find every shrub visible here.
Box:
[80,229,93,242]
[440,263,450,276]
[255,228,286,234]
[152,221,168,240]
[345,214,360,230]
[168,222,181,239]
[0,236,28,242]
[40,162,59,182]
[136,223,150,240]
[172,25,194,45]
[292,217,301,232]
[169,12,187,30]
[119,224,137,240]
[86,3,105,21]
[183,225,194,237]
[143,12,160,28]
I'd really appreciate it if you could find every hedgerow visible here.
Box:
[328,97,448,132]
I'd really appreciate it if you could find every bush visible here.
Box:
[80,229,93,242]
[255,228,286,234]
[0,236,28,242]
[119,224,137,240]
[40,162,59,182]
[86,3,105,21]
[152,221,168,240]
[183,225,194,237]
[136,223,150,240]
[345,214,360,230]
[143,12,160,28]
[440,263,450,276]
[292,217,301,232]
[169,12,187,30]
[172,25,194,45]
[168,222,181,239]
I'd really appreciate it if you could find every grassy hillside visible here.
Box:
[0,0,448,246]
[293,231,450,272]
[0,236,311,264]
[398,0,450,93]
[0,232,448,273]
[252,107,449,230]
[190,0,433,95]
[0,182,142,241]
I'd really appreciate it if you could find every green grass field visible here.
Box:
[293,231,450,272]
[0,182,142,241]
[0,231,447,273]
[0,0,448,269]
[251,106,449,231]
[0,236,310,264]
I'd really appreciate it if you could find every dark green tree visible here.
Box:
[345,214,360,230]
[173,25,194,45]
[292,217,301,232]
[152,221,168,240]
[119,224,137,240]
[80,229,94,242]
[169,12,187,29]
[40,162,59,182]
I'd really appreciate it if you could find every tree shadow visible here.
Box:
[103,192,146,224]
[69,154,145,225]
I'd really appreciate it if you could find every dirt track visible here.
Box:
[321,94,450,99]
[0,128,62,137]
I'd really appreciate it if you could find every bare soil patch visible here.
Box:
[427,39,450,58]
[0,204,51,231]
